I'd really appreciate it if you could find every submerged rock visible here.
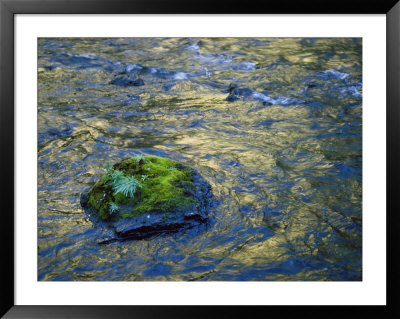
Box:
[225,83,257,102]
[80,155,212,242]
[225,83,303,106]
[109,74,144,86]
[38,122,73,148]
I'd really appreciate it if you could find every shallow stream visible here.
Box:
[38,38,362,281]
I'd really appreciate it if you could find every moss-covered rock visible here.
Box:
[80,155,212,242]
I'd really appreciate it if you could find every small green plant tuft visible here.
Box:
[107,172,142,198]
[108,169,124,182]
[133,154,147,163]
[108,202,120,215]
[104,163,142,199]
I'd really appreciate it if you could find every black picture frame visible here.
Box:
[1,0,399,318]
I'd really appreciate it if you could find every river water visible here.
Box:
[37,38,362,281]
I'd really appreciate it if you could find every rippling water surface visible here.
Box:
[38,38,362,281]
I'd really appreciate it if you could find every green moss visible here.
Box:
[87,155,195,220]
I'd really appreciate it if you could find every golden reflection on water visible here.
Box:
[37,37,362,281]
